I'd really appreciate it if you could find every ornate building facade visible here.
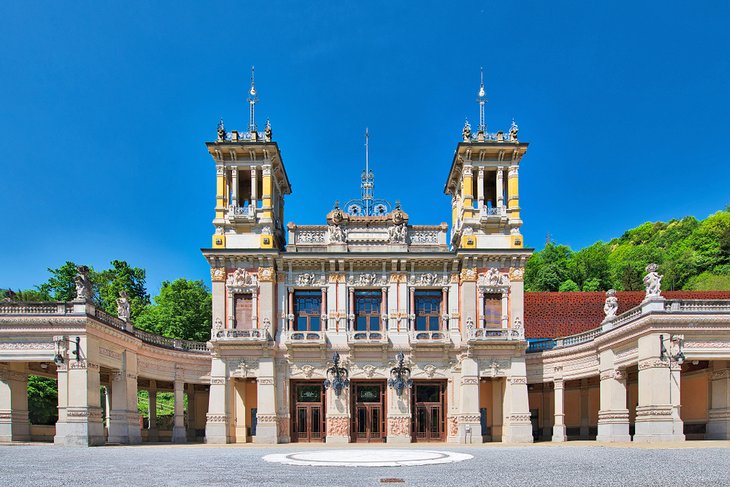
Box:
[202,73,532,444]
[2,74,730,447]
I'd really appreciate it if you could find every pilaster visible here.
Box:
[501,359,532,443]
[707,361,730,439]
[386,385,411,444]
[0,363,30,442]
[634,333,684,442]
[456,358,482,444]
[205,355,231,444]
[254,357,278,443]
[325,386,351,444]
[171,375,187,443]
[552,371,566,442]
[596,349,631,442]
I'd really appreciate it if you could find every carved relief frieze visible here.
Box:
[99,347,122,361]
[638,358,666,371]
[447,416,458,437]
[388,416,411,437]
[328,273,346,283]
[258,378,274,385]
[210,267,226,282]
[389,273,407,283]
[459,268,477,283]
[0,341,55,350]
[461,377,478,386]
[326,416,350,437]
[257,267,275,282]
[256,414,278,424]
[508,267,524,282]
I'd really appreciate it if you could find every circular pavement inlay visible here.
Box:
[262,449,473,467]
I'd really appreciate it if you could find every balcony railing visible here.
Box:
[347,330,388,343]
[213,328,269,341]
[226,205,255,221]
[284,329,325,345]
[409,330,449,343]
[468,328,522,340]
[479,206,507,218]
[0,302,73,315]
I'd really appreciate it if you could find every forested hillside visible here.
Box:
[525,207,730,292]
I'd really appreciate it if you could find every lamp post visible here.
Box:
[659,334,685,436]
[388,352,413,397]
[323,352,349,397]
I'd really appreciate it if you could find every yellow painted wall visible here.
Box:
[565,389,581,426]
[479,381,493,427]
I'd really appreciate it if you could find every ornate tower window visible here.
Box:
[482,293,501,328]
[294,291,322,332]
[414,290,442,332]
[354,290,382,332]
[234,293,253,330]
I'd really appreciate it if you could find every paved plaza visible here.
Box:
[1,443,729,486]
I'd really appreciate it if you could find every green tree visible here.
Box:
[95,260,150,321]
[27,376,58,425]
[1,289,51,301]
[559,279,580,292]
[582,277,601,291]
[135,279,212,341]
[37,261,87,301]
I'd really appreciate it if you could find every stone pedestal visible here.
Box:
[707,363,730,439]
[325,416,350,444]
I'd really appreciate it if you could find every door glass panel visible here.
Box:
[371,408,380,434]
[431,407,439,434]
[417,408,426,433]
[311,408,320,434]
[358,408,366,433]
[297,385,321,402]
[358,385,381,402]
[416,385,440,403]
[297,408,307,433]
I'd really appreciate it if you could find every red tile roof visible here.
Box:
[524,291,730,338]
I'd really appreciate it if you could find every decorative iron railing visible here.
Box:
[479,206,507,217]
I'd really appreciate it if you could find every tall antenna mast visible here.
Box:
[477,66,487,134]
[248,66,258,133]
[361,128,374,215]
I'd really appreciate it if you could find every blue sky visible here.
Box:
[1,1,729,296]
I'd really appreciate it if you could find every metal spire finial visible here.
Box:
[477,67,487,134]
[248,65,258,133]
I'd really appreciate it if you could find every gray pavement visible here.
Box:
[1,442,729,487]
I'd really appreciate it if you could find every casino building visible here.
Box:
[1,74,730,446]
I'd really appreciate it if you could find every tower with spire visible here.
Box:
[444,69,529,250]
[205,67,291,250]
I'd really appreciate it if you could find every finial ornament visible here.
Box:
[509,119,519,142]
[462,119,472,141]
[264,118,272,142]
[248,65,258,133]
[344,129,392,216]
[217,118,226,142]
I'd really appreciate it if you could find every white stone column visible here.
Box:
[501,291,509,329]
[387,382,412,444]
[254,358,278,443]
[0,364,30,442]
[231,167,238,207]
[251,289,258,329]
[205,356,230,444]
[596,349,630,442]
[251,166,258,207]
[54,336,105,446]
[707,361,730,439]
[496,167,504,208]
[147,380,159,442]
[457,358,483,444]
[477,291,485,328]
[552,377,567,442]
[171,377,187,443]
[108,371,129,444]
[502,358,533,443]
[634,333,684,442]
[477,168,484,211]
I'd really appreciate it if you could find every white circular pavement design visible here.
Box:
[262,449,473,467]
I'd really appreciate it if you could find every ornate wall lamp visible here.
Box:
[54,336,81,366]
[323,352,349,396]
[388,351,413,397]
